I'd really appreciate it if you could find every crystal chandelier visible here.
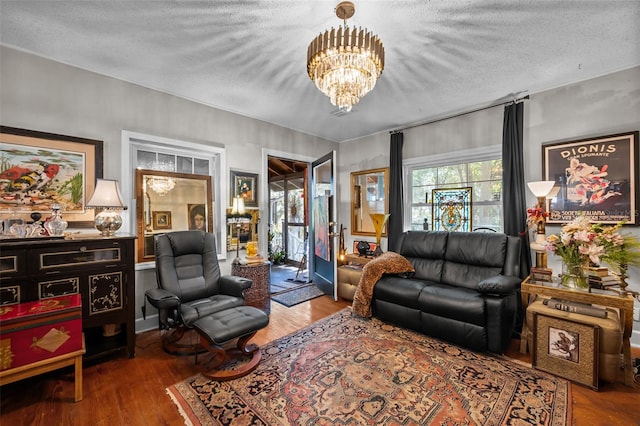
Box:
[307,1,384,113]
[147,160,176,196]
[147,176,175,196]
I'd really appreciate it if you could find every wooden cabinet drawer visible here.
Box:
[36,242,122,271]
[0,282,22,305]
[0,249,24,275]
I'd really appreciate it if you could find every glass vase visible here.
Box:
[561,261,588,289]
[369,213,390,257]
[44,204,68,236]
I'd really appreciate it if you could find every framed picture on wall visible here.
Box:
[152,211,172,230]
[0,126,103,227]
[543,131,638,225]
[230,170,258,207]
[188,204,206,231]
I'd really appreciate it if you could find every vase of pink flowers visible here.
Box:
[545,216,640,290]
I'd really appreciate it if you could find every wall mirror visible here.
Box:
[135,169,213,263]
[351,167,389,236]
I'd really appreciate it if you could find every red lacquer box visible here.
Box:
[0,294,82,371]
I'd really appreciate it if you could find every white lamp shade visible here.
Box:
[527,180,555,197]
[546,185,561,199]
[87,179,127,209]
[231,196,245,215]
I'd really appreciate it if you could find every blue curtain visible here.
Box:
[389,132,404,252]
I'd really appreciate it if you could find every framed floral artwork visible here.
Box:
[543,131,638,225]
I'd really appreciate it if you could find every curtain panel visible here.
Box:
[389,132,404,252]
[502,101,531,279]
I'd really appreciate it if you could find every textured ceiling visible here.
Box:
[1,1,639,143]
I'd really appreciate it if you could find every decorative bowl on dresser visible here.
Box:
[0,234,136,360]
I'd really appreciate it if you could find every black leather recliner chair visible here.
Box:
[145,230,252,354]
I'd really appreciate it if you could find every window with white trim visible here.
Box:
[406,147,502,232]
[121,131,225,262]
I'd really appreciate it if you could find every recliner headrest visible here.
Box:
[166,231,207,257]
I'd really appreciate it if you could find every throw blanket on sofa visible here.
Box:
[352,252,415,318]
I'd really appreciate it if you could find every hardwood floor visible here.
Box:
[1,296,638,425]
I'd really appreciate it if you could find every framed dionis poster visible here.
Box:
[543,131,638,225]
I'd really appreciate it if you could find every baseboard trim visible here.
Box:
[136,314,159,334]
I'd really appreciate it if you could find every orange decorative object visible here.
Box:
[246,241,258,257]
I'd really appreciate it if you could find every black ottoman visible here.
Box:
[192,306,269,380]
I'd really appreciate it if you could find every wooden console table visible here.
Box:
[520,276,634,386]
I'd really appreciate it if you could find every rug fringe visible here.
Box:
[166,386,195,426]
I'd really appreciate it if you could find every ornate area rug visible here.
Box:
[270,284,325,307]
[167,308,571,425]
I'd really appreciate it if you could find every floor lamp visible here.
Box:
[231,196,246,265]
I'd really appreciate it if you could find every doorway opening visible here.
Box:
[268,156,309,287]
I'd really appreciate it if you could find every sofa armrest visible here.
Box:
[476,275,521,295]
[220,275,253,297]
[145,288,180,310]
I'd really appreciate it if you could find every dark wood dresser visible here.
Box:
[0,235,136,360]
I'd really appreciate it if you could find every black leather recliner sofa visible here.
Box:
[372,231,522,354]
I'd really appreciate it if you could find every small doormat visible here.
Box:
[271,284,325,307]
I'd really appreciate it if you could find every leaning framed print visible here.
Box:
[352,240,377,256]
[0,126,104,227]
[230,170,258,207]
[532,312,599,390]
[543,131,638,225]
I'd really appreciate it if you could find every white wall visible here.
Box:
[3,45,639,344]
[0,46,338,331]
[339,66,640,345]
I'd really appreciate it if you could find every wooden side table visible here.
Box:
[520,276,634,386]
[232,262,271,314]
[0,334,85,402]
[343,253,373,267]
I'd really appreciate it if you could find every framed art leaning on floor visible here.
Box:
[532,312,599,390]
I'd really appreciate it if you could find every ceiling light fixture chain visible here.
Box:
[307,1,384,113]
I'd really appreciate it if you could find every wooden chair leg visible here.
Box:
[237,331,259,355]
[162,327,206,356]
[198,332,262,381]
